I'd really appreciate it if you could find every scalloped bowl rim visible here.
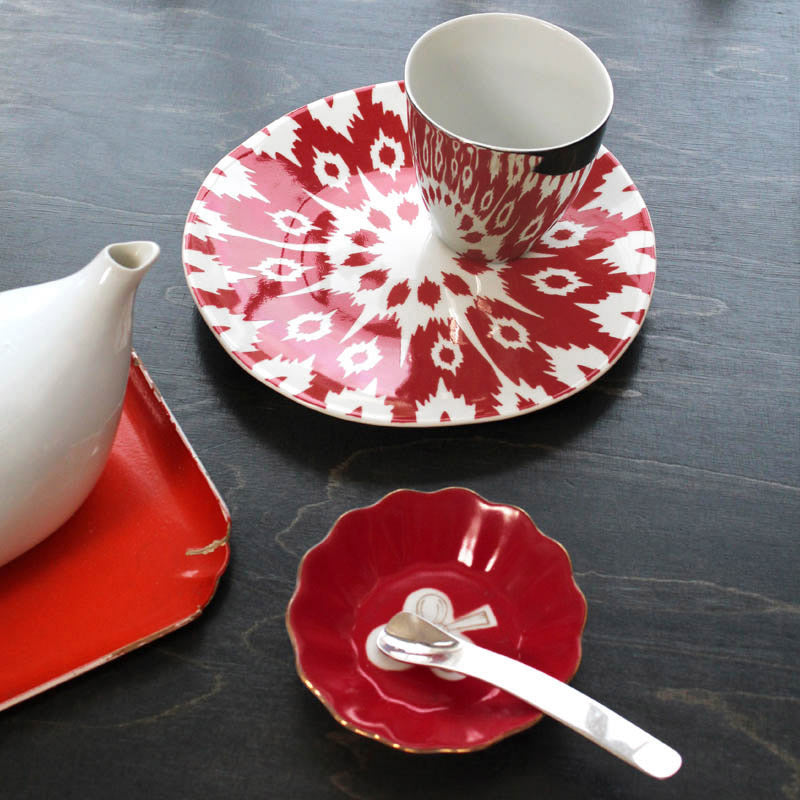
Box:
[286,487,587,753]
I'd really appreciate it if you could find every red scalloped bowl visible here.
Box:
[286,488,586,752]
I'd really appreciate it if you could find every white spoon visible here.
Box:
[377,612,682,779]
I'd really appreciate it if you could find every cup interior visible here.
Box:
[405,14,613,151]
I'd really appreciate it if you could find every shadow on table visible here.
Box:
[289,678,635,800]
[192,312,647,490]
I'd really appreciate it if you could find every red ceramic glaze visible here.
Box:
[184,82,655,426]
[286,488,586,752]
[408,99,595,262]
[0,354,230,711]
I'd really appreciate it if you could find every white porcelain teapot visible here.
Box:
[0,241,159,567]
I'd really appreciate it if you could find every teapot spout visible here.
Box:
[106,240,160,274]
[82,240,160,306]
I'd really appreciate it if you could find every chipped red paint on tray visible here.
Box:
[0,354,230,711]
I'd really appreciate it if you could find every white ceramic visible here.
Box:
[405,14,614,261]
[0,241,159,566]
[405,14,613,150]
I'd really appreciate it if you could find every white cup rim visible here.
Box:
[404,13,614,154]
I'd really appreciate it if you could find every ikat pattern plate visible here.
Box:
[183,82,655,426]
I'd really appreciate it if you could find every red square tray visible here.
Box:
[0,354,230,710]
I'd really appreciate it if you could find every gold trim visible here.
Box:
[285,487,587,754]
[186,534,230,556]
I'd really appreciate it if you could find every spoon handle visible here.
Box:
[449,641,682,779]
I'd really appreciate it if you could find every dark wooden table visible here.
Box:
[2,1,798,797]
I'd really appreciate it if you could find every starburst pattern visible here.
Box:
[530,267,589,296]
[313,148,350,190]
[183,82,656,425]
[540,220,593,249]
[370,130,405,179]
[338,337,382,376]
[490,317,531,350]
[255,257,306,282]
[431,335,464,374]
[285,311,335,342]
[271,209,315,236]
[284,170,538,365]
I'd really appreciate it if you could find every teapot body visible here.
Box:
[0,242,158,566]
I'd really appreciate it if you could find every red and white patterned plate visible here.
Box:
[183,82,655,426]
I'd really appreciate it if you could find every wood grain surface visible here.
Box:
[1,1,798,798]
